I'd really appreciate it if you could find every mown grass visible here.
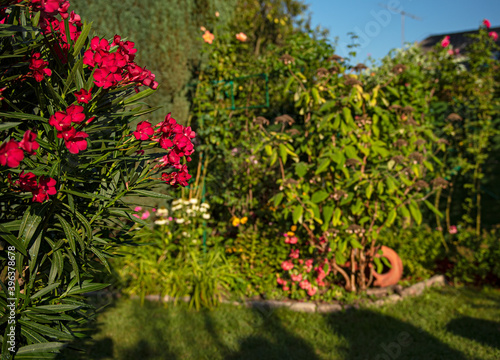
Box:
[61,286,500,360]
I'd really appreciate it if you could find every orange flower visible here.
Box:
[235,32,247,42]
[202,30,214,44]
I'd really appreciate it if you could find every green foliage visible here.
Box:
[446,227,500,285]
[113,202,240,310]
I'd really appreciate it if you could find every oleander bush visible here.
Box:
[0,0,196,357]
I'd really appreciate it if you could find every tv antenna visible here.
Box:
[379,3,422,47]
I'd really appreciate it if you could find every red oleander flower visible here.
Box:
[483,19,491,29]
[133,121,154,140]
[32,176,57,203]
[489,31,498,41]
[441,35,450,48]
[29,53,52,82]
[68,11,82,26]
[66,104,86,123]
[19,130,39,155]
[74,88,92,104]
[17,171,37,192]
[0,139,24,168]
[64,130,89,154]
[161,165,191,187]
[49,111,73,131]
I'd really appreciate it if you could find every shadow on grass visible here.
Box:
[203,303,322,360]
[324,309,468,360]
[446,316,500,350]
[57,297,179,360]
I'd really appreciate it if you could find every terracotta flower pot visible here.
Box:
[372,245,403,287]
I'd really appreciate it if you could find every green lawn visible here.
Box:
[63,286,500,360]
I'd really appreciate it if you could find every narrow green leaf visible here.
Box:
[0,224,27,255]
[130,189,172,199]
[73,21,92,56]
[16,342,66,354]
[30,282,60,300]
[55,215,75,254]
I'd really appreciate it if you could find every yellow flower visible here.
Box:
[291,225,297,231]
[232,217,240,227]
[240,216,248,224]
[287,231,295,236]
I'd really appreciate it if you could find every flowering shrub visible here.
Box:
[0,0,195,357]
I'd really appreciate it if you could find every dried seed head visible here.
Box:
[414,139,426,146]
[414,180,429,190]
[391,155,405,164]
[390,104,402,111]
[344,77,362,86]
[353,63,368,72]
[328,66,339,75]
[392,64,407,74]
[402,106,415,113]
[447,113,463,122]
[316,67,329,78]
[286,128,301,136]
[437,138,449,145]
[254,116,269,126]
[275,114,295,126]
[280,54,295,65]
[408,152,424,164]
[328,54,343,62]
[395,139,408,148]
[431,177,449,188]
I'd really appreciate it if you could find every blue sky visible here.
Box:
[305,0,500,63]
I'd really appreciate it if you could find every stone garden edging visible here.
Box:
[92,274,446,313]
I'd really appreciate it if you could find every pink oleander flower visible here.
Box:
[483,19,491,29]
[489,31,498,41]
[19,130,39,155]
[449,225,457,234]
[441,35,450,48]
[141,210,150,220]
[0,139,24,168]
[291,274,302,282]
[74,88,92,104]
[134,206,142,212]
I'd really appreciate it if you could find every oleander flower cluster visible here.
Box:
[0,0,195,201]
